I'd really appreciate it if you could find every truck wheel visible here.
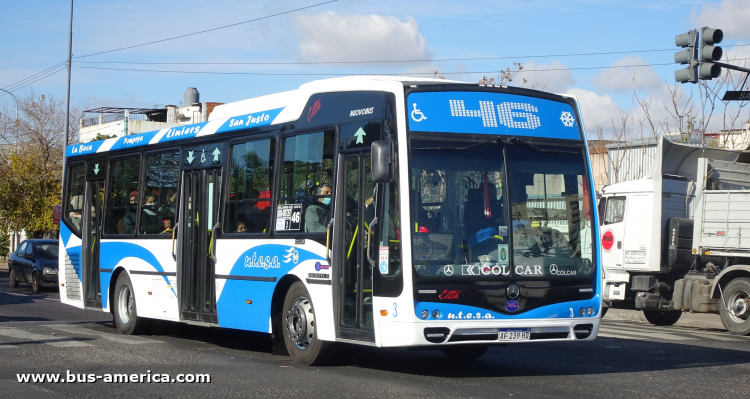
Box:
[8,268,19,288]
[643,310,681,326]
[113,273,150,335]
[719,278,750,336]
[441,344,489,361]
[282,281,336,366]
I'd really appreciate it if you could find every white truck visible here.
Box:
[600,137,750,334]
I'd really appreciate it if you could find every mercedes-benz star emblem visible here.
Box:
[443,265,454,276]
[507,283,520,299]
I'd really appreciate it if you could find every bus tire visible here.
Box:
[113,273,150,335]
[282,281,336,366]
[8,268,19,288]
[719,278,750,336]
[643,310,682,326]
[441,344,489,361]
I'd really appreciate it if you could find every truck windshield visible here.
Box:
[409,138,594,280]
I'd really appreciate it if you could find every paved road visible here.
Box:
[1,270,749,398]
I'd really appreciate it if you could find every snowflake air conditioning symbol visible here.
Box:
[560,111,575,127]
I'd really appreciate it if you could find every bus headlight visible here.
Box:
[421,310,429,319]
[43,267,57,275]
[579,307,586,316]
[432,310,441,319]
[587,307,594,316]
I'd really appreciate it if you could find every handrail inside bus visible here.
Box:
[171,223,179,261]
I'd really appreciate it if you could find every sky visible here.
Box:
[1,0,749,139]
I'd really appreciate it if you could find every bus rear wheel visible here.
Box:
[643,310,682,326]
[719,278,750,336]
[113,273,150,335]
[282,281,336,366]
[441,344,489,361]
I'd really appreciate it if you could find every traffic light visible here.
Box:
[699,27,723,80]
[674,30,697,84]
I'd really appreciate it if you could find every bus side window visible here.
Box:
[225,138,275,234]
[604,196,626,225]
[141,151,180,235]
[105,156,141,236]
[277,131,335,234]
[64,164,85,234]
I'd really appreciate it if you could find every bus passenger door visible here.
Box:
[176,143,224,324]
[82,161,106,309]
[333,152,376,342]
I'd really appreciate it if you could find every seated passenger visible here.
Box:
[235,221,247,233]
[124,191,138,234]
[140,194,164,234]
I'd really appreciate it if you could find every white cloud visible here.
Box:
[566,88,624,137]
[293,12,431,64]
[690,0,750,41]
[591,56,661,93]
[515,60,575,94]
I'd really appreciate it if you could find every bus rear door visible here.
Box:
[82,160,106,309]
[176,142,225,324]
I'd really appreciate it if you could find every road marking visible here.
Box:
[0,343,19,349]
[606,321,750,339]
[44,324,164,345]
[598,332,652,341]
[4,292,29,297]
[603,321,749,340]
[0,328,91,347]
[598,326,696,341]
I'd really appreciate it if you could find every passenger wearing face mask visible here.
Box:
[304,183,332,233]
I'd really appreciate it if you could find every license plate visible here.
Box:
[498,329,531,341]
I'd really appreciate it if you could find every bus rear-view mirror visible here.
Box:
[371,140,393,183]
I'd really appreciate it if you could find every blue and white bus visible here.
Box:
[60,76,601,365]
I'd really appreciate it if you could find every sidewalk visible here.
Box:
[604,308,725,331]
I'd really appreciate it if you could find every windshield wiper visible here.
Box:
[413,135,502,151]
[505,137,581,154]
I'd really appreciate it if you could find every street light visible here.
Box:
[0,88,19,122]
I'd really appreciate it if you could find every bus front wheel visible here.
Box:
[281,281,336,365]
[113,273,150,335]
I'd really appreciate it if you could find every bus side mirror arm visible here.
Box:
[371,141,394,183]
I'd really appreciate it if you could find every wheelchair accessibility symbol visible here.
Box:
[411,103,427,122]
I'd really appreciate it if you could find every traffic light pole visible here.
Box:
[703,61,750,75]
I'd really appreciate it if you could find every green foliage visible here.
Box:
[0,232,9,257]
[90,133,117,142]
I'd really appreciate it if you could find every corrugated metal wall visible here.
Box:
[606,142,658,185]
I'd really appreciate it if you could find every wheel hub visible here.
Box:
[285,296,314,350]
[118,285,132,324]
[727,290,750,323]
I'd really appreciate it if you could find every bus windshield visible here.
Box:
[410,138,594,280]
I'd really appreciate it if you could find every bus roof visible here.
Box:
[66,76,467,158]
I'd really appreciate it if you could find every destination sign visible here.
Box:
[407,91,581,140]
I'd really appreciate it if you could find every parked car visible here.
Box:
[8,239,59,292]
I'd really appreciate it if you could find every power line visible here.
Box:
[2,61,67,92]
[78,60,750,77]
[73,43,750,67]
[1,0,337,98]
[75,0,339,59]
[1,67,67,97]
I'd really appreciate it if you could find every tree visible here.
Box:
[0,91,83,238]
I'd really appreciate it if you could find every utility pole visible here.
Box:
[63,0,74,149]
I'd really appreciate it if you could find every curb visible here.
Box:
[604,308,725,331]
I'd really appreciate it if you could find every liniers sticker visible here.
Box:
[276,204,302,231]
